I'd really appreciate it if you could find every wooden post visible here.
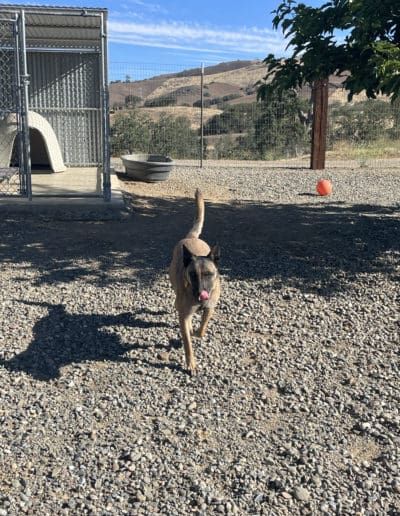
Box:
[310,78,329,170]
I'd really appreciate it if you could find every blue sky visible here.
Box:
[4,0,322,75]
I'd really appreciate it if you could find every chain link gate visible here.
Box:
[0,12,31,198]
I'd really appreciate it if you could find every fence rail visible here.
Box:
[109,62,400,169]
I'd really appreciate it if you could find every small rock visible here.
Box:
[312,475,322,487]
[363,479,373,490]
[135,491,146,502]
[294,486,310,502]
[157,351,169,362]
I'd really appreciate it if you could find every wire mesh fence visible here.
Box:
[0,18,22,196]
[109,61,400,169]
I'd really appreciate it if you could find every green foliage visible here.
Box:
[328,99,397,145]
[151,113,200,158]
[205,95,309,159]
[213,135,252,160]
[111,102,124,111]
[144,95,177,107]
[247,91,309,159]
[125,95,142,108]
[259,0,400,102]
[110,110,200,158]
[204,104,258,135]
[193,94,242,109]
[110,98,400,161]
[110,110,153,155]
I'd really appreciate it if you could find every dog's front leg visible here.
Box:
[179,313,196,373]
[194,307,214,339]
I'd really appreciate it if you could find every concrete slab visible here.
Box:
[0,167,126,217]
[31,167,104,197]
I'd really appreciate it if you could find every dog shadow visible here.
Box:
[0,301,177,381]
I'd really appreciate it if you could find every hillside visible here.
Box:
[109,60,372,137]
[109,60,265,110]
[109,59,363,112]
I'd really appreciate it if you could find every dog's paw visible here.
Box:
[186,359,196,374]
[192,329,205,339]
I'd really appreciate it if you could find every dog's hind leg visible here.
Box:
[193,308,214,339]
[179,312,196,373]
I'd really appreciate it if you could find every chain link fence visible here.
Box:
[110,62,400,169]
[0,18,21,195]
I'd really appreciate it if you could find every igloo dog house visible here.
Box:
[0,111,66,173]
[0,5,110,200]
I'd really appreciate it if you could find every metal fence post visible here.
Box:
[19,9,32,200]
[200,62,204,168]
[100,11,111,201]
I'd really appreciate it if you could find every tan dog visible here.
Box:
[169,189,220,373]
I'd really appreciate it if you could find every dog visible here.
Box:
[169,189,220,373]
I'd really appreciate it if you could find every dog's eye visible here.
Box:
[203,271,214,277]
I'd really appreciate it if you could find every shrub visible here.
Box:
[204,103,258,135]
[125,95,142,108]
[144,96,177,107]
[110,110,201,159]
[328,99,394,145]
[110,110,153,155]
[151,113,200,158]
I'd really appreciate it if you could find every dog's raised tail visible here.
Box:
[185,188,205,239]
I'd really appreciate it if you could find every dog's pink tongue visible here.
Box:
[199,290,210,301]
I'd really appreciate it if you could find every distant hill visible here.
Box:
[109,60,265,110]
[109,59,367,127]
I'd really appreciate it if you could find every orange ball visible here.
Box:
[316,179,333,196]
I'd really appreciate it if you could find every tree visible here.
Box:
[204,104,257,136]
[328,99,392,145]
[144,95,177,108]
[125,95,142,109]
[110,111,153,155]
[110,111,201,159]
[258,0,400,102]
[258,0,400,168]
[151,113,200,158]
[254,90,310,158]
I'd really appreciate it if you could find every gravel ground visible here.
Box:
[0,163,399,515]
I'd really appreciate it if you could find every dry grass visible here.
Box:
[327,138,400,161]
[139,106,223,129]
[110,105,222,130]
[146,61,265,100]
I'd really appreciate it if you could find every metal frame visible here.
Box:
[0,5,110,201]
[19,10,32,199]
[100,11,111,202]
[0,12,31,198]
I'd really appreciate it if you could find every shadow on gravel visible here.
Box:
[0,191,398,295]
[0,301,171,381]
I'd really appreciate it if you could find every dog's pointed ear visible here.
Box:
[182,244,193,268]
[208,244,220,263]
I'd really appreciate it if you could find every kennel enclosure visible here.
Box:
[0,4,110,200]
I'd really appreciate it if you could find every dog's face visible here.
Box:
[182,244,220,302]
